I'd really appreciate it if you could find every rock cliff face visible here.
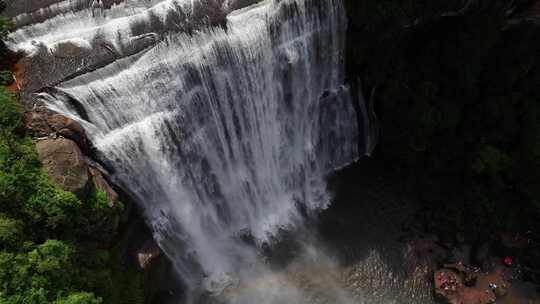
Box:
[21,92,173,302]
[24,107,90,151]
[21,98,177,301]
[3,19,160,299]
[25,106,119,204]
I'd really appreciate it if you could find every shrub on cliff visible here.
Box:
[54,293,102,304]
[0,88,21,132]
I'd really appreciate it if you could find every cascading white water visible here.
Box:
[6,0,359,294]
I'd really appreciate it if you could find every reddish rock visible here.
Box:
[24,109,89,151]
[435,269,495,304]
[31,111,119,206]
[24,111,54,135]
[35,137,90,197]
[6,59,26,93]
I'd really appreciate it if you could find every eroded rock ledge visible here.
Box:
[24,106,119,204]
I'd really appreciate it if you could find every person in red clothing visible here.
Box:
[503,256,513,266]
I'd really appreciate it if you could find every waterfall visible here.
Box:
[6,0,359,295]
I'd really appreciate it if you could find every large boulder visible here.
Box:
[35,137,90,197]
[35,136,120,206]
[29,107,121,206]
[25,109,89,151]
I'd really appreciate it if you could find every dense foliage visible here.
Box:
[346,0,540,280]
[0,23,143,304]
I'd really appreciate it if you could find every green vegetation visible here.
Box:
[0,21,143,304]
[0,85,143,304]
[346,0,540,281]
